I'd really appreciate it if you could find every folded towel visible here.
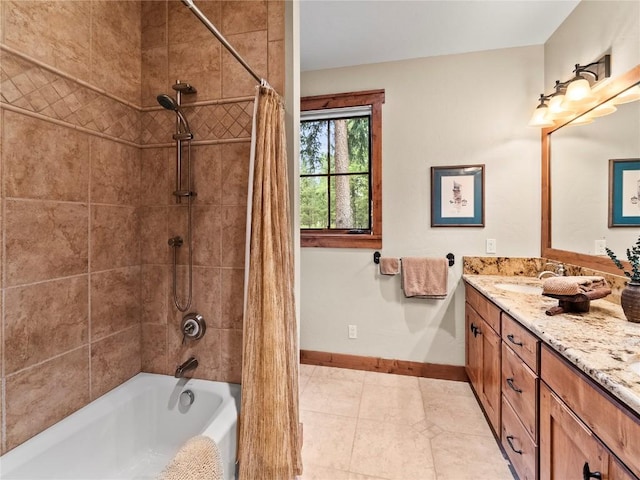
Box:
[542,276,607,296]
[158,435,223,480]
[401,257,448,299]
[379,257,400,275]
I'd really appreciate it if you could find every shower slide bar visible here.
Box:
[181,0,265,86]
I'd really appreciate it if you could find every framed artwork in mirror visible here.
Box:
[431,164,484,227]
[609,158,640,227]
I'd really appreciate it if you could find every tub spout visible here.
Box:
[175,356,198,378]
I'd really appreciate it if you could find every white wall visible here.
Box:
[544,0,640,85]
[300,46,543,365]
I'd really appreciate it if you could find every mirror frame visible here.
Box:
[541,64,640,275]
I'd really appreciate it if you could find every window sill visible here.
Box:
[300,233,382,249]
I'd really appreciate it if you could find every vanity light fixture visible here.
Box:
[563,55,611,104]
[528,94,555,127]
[547,80,576,119]
[529,54,611,127]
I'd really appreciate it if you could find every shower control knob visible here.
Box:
[181,313,206,343]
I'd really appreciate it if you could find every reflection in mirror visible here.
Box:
[551,82,640,257]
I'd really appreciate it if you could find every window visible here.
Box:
[300,90,384,248]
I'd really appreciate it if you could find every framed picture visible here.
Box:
[431,164,484,227]
[609,158,640,227]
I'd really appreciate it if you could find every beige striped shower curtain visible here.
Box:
[238,84,302,479]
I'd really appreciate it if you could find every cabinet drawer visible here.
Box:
[502,342,537,442]
[541,345,640,477]
[502,395,537,480]
[465,285,501,334]
[502,313,538,372]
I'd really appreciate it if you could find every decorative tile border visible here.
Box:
[141,101,253,146]
[1,47,141,144]
[1,45,254,147]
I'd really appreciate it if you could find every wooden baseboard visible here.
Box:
[300,349,468,382]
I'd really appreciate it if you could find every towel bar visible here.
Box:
[373,251,455,267]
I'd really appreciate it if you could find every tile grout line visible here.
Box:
[346,370,369,479]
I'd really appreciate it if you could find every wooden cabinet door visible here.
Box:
[481,320,501,433]
[609,457,638,480]
[540,382,609,480]
[466,302,501,434]
[466,304,482,392]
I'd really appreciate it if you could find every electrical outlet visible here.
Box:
[486,238,497,254]
[348,324,357,339]
[595,239,607,255]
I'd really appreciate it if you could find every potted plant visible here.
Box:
[606,234,640,323]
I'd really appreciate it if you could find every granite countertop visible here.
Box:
[463,274,640,416]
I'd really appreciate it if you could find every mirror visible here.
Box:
[551,84,640,254]
[542,65,640,275]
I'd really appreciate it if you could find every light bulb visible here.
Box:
[548,95,563,113]
[565,77,592,102]
[528,104,553,127]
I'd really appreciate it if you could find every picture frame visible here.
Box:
[609,158,640,227]
[431,164,485,227]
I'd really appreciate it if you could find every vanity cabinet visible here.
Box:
[540,345,640,480]
[465,285,501,433]
[464,280,640,480]
[501,313,540,480]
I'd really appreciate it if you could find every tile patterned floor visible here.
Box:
[299,365,514,480]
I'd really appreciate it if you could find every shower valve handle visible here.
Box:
[181,313,206,344]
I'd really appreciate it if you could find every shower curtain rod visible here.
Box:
[181,0,264,85]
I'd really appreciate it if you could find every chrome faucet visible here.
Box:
[175,356,198,378]
[537,262,565,279]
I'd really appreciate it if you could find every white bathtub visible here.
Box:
[0,373,240,480]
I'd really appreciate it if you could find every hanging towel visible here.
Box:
[542,276,607,296]
[158,435,224,480]
[401,257,448,299]
[379,257,400,275]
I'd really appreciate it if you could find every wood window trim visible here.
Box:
[300,89,385,249]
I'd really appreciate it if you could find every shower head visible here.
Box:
[157,93,178,111]
[157,94,192,136]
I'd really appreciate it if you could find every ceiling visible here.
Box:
[300,0,580,72]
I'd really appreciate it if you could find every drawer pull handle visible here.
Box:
[470,323,481,337]
[507,334,523,346]
[582,462,602,480]
[506,435,523,455]
[506,377,523,393]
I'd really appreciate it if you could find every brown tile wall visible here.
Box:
[0,0,284,455]
[138,0,283,384]
[0,0,143,455]
[0,106,142,453]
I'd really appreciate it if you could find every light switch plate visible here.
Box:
[486,238,497,254]
[348,325,357,339]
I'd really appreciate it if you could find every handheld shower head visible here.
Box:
[157,93,178,111]
[157,94,192,136]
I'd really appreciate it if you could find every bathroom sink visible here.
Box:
[494,283,543,295]
[629,362,640,377]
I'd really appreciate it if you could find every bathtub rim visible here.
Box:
[0,372,241,477]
